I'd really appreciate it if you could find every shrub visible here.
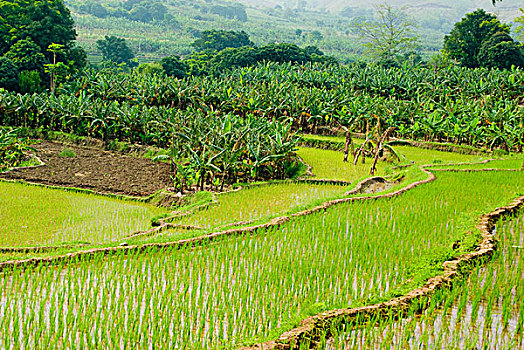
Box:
[0,57,19,91]
[19,70,42,94]
[59,147,76,158]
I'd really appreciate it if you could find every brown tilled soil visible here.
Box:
[0,140,173,197]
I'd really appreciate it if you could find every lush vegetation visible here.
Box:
[4,60,524,189]
[0,128,34,171]
[444,9,524,69]
[169,182,348,231]
[61,0,523,63]
[1,171,523,348]
[2,62,523,153]
[2,58,523,195]
[0,0,87,92]
[2,2,524,349]
[133,143,492,245]
[96,35,136,66]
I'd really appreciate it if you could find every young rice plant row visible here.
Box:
[1,171,523,348]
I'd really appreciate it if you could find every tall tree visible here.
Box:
[0,0,85,73]
[96,36,136,66]
[19,0,76,58]
[354,4,419,65]
[0,0,76,58]
[192,30,254,52]
[0,57,19,90]
[478,32,524,69]
[161,56,189,79]
[443,9,508,68]
[5,38,46,72]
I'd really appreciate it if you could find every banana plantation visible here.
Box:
[2,63,523,153]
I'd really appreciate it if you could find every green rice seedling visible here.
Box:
[470,285,482,325]
[169,182,347,230]
[431,157,524,170]
[381,145,484,165]
[1,171,523,349]
[0,182,166,247]
[297,147,388,181]
[297,141,486,183]
[326,209,524,349]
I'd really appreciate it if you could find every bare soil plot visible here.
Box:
[0,141,172,197]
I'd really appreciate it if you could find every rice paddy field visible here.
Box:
[1,168,523,348]
[0,181,166,247]
[0,136,523,349]
[296,143,484,181]
[296,147,388,181]
[325,210,524,350]
[170,182,349,231]
[431,157,524,170]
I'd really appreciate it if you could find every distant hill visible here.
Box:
[240,0,522,21]
[240,0,521,16]
[65,0,523,64]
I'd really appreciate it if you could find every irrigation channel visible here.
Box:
[0,142,523,349]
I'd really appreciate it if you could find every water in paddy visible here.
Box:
[0,182,165,247]
[1,172,524,349]
[326,211,524,350]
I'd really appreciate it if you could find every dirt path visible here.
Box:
[0,141,173,197]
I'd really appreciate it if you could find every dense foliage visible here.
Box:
[96,36,136,66]
[202,42,336,75]
[0,0,76,57]
[0,57,19,91]
[73,0,247,23]
[0,0,86,92]
[0,65,303,190]
[63,0,524,63]
[3,63,520,148]
[191,30,254,52]
[477,32,524,69]
[155,30,337,76]
[1,63,523,189]
[443,9,523,69]
[0,128,34,171]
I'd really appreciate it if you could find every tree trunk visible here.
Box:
[343,131,352,162]
[354,138,371,165]
[220,171,226,192]
[370,127,395,176]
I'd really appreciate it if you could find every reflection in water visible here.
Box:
[327,212,524,350]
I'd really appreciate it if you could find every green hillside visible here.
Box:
[65,0,522,63]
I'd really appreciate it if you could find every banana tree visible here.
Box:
[0,128,35,170]
[331,106,361,162]
[187,144,224,191]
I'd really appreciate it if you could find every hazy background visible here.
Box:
[66,0,524,63]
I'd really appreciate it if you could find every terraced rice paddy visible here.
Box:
[392,146,484,165]
[1,170,523,348]
[0,181,166,247]
[0,133,522,350]
[431,157,524,170]
[2,39,524,350]
[297,147,387,181]
[170,182,348,230]
[326,210,524,350]
[296,144,484,182]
